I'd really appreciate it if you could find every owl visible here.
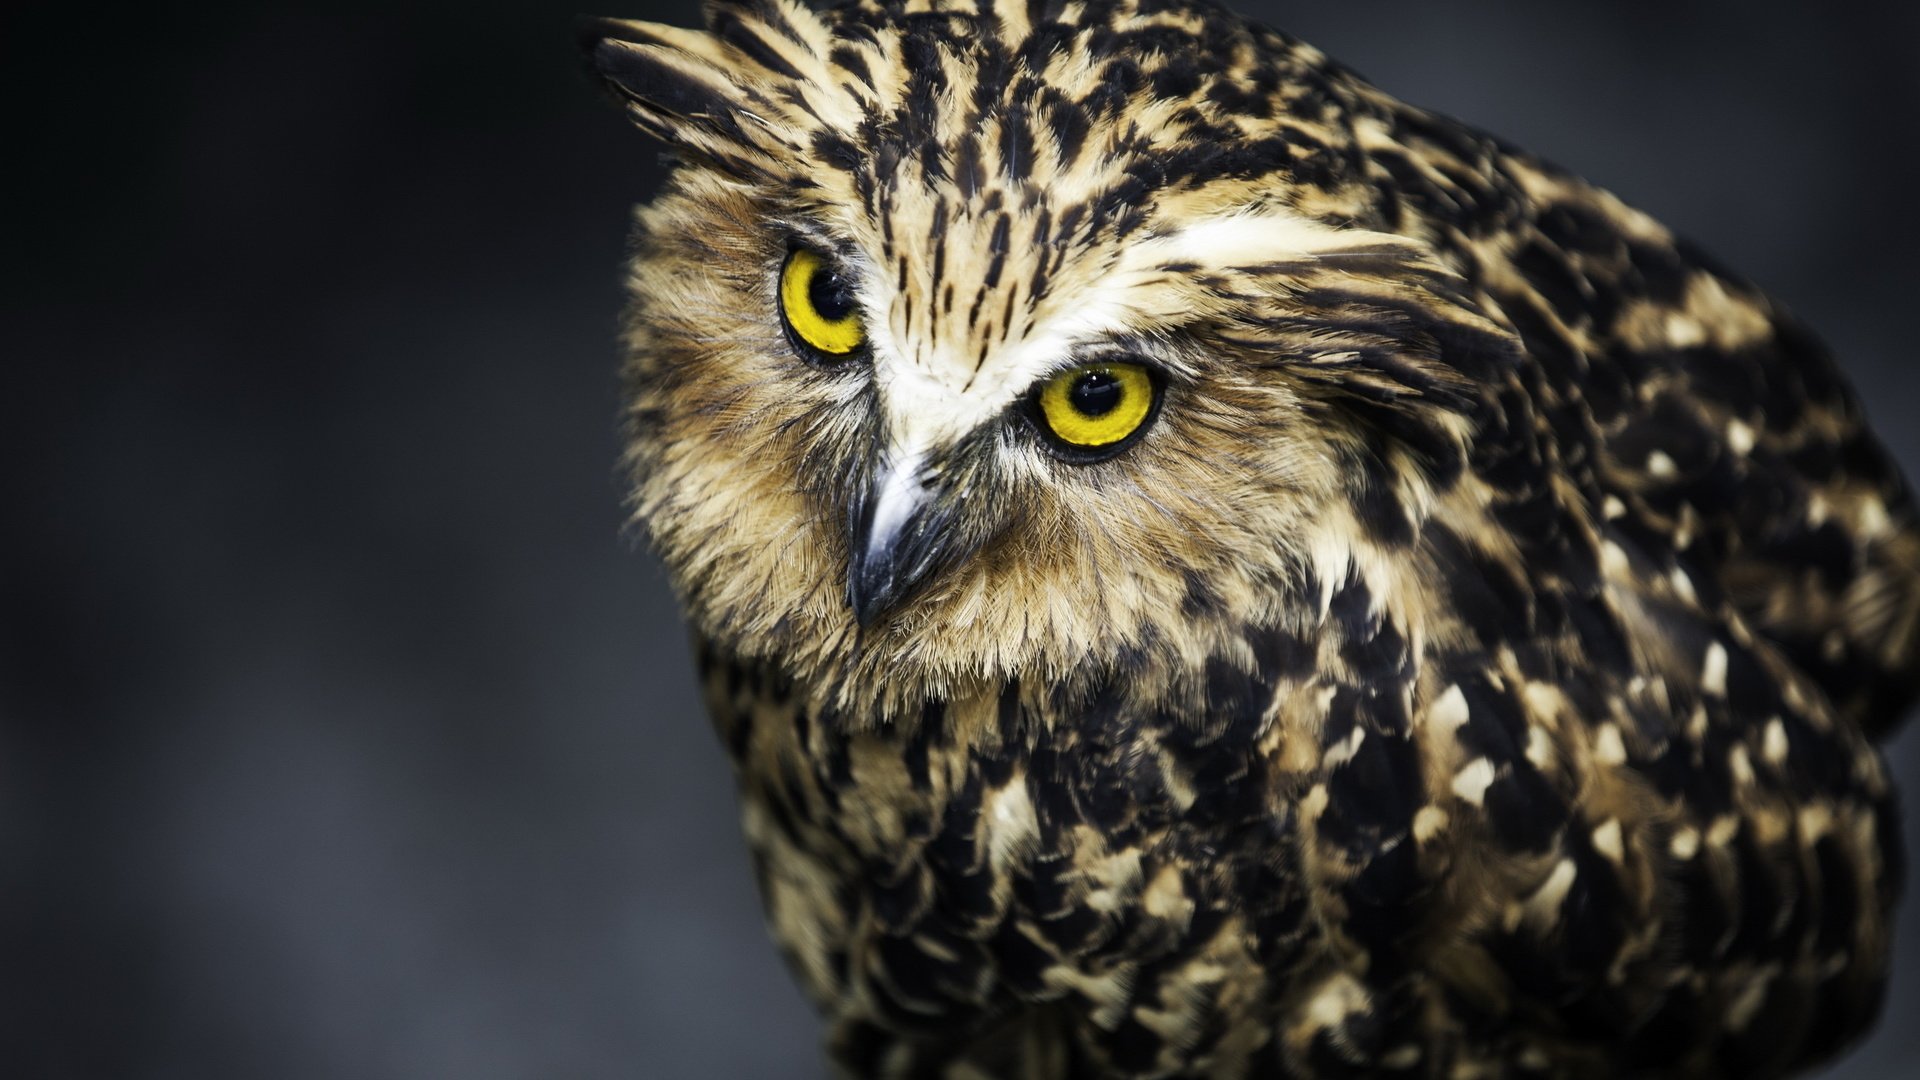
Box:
[583,1,1919,1076]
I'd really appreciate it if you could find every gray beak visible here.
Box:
[846,454,952,626]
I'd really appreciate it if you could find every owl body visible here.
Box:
[588,2,1918,1076]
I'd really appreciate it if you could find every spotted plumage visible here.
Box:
[583,1,1918,1076]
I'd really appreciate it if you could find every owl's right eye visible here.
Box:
[1026,361,1161,462]
[779,247,866,365]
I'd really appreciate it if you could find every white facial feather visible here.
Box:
[864,210,1404,459]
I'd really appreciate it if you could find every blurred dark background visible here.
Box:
[5,1,1917,1076]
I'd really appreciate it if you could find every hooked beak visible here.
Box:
[847,453,957,627]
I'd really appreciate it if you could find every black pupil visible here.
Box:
[808,265,855,322]
[1069,370,1123,417]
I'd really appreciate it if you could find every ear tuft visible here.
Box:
[578,14,792,173]
[591,37,735,122]
[574,14,656,56]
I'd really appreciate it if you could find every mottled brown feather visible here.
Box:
[587,1,1917,1076]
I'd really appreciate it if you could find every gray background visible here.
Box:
[5,0,1916,1075]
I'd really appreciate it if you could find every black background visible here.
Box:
[6,1,1918,1076]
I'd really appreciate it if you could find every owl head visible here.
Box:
[586,0,1521,716]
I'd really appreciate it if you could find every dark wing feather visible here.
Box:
[1372,100,1920,740]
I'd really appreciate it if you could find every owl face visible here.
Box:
[590,1,1518,712]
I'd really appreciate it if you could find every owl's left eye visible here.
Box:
[779,247,866,364]
[1027,361,1161,461]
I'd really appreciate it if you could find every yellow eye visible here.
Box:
[1033,362,1159,456]
[778,247,865,360]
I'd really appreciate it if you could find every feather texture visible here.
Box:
[586,2,1918,1075]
